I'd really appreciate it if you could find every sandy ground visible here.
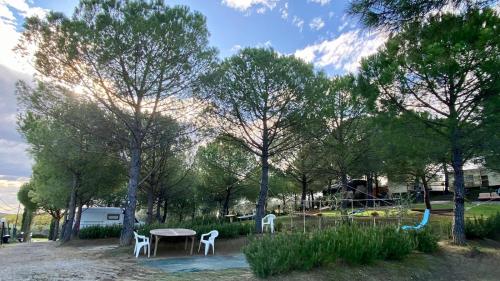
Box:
[0,237,248,281]
[1,237,500,281]
[0,239,156,281]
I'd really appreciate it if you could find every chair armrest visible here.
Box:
[200,233,209,239]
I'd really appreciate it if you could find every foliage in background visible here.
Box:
[465,213,500,240]
[138,220,254,239]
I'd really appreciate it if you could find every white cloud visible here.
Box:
[0,176,29,214]
[294,29,388,73]
[308,0,331,5]
[257,40,273,48]
[338,21,349,31]
[309,17,325,31]
[280,2,288,19]
[0,0,47,74]
[292,15,304,31]
[231,44,243,52]
[222,0,279,13]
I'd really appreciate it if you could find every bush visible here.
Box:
[31,233,48,239]
[410,229,439,253]
[79,225,122,239]
[243,225,426,278]
[465,212,500,239]
[137,220,254,239]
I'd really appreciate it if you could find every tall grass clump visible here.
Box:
[465,212,500,239]
[244,225,428,278]
[409,229,439,253]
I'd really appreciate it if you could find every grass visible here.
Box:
[412,202,500,217]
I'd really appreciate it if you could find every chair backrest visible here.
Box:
[263,214,276,223]
[208,230,219,242]
[133,231,140,243]
[419,209,431,226]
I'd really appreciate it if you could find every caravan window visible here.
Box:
[107,214,120,220]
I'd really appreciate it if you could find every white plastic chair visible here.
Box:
[262,214,276,233]
[133,231,150,258]
[198,230,219,256]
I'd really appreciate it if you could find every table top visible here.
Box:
[150,228,196,237]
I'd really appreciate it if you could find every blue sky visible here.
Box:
[27,0,353,57]
[0,0,387,212]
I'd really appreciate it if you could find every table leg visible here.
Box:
[154,236,160,257]
[190,236,195,255]
[184,236,188,250]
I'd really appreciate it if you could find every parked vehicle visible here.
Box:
[79,207,143,229]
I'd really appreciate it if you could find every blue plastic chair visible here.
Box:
[401,209,430,231]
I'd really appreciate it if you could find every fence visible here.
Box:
[277,198,417,233]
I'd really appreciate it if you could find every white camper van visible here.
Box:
[79,207,124,229]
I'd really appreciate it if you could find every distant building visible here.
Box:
[448,167,500,189]
[386,165,500,194]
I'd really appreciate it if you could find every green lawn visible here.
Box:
[412,202,500,217]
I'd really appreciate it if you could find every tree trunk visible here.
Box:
[443,162,450,194]
[146,185,154,225]
[62,173,79,242]
[309,190,314,209]
[120,140,141,246]
[222,187,232,216]
[48,218,55,241]
[339,172,350,223]
[72,203,83,238]
[421,175,432,210]
[340,173,349,209]
[155,195,162,223]
[162,198,168,223]
[21,209,33,241]
[366,173,373,207]
[255,148,270,233]
[451,139,466,245]
[300,174,307,210]
[52,217,60,241]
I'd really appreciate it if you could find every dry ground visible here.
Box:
[1,237,500,281]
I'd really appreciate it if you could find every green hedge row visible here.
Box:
[243,225,438,278]
[465,212,500,239]
[78,220,255,240]
[137,220,254,239]
[79,225,122,239]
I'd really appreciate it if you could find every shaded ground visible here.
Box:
[1,236,500,280]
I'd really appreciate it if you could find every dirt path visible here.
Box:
[0,240,156,281]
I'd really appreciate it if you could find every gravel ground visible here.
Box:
[0,240,156,281]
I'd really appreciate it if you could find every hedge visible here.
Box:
[243,225,438,278]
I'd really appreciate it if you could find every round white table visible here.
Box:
[150,228,197,257]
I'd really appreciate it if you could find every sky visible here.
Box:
[0,0,387,213]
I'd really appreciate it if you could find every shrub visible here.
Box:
[137,220,253,239]
[465,212,500,239]
[243,225,426,278]
[410,229,439,253]
[380,228,414,260]
[79,225,122,239]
